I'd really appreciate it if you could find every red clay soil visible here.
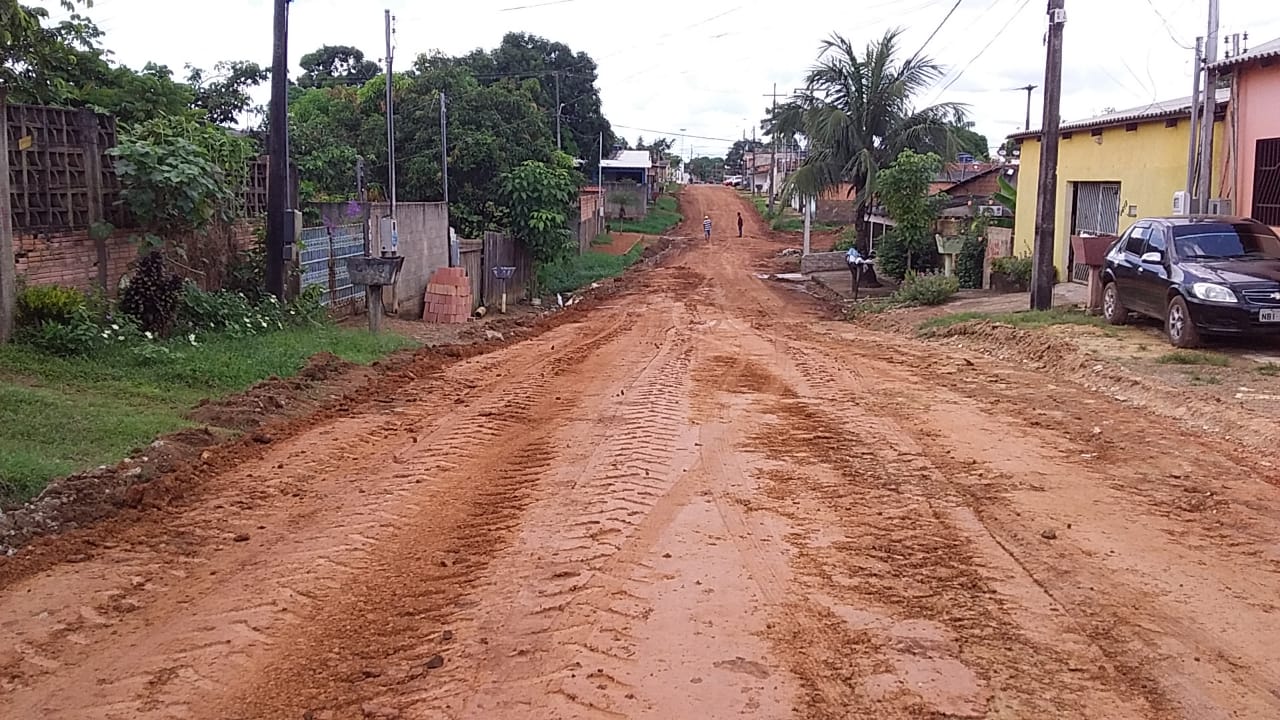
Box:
[2,187,1280,719]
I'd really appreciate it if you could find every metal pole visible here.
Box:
[769,82,777,213]
[440,92,449,208]
[384,9,397,218]
[1031,0,1066,311]
[265,0,291,300]
[554,71,562,151]
[1197,0,1220,210]
[1185,37,1204,211]
[1022,84,1038,131]
[598,132,604,233]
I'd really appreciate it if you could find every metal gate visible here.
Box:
[300,222,367,307]
[1070,182,1121,283]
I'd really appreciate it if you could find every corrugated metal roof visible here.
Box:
[600,150,653,169]
[1208,37,1280,70]
[1009,88,1229,140]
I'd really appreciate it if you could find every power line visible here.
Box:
[611,125,741,144]
[1142,0,1194,50]
[936,0,1033,95]
[911,0,964,59]
[499,0,577,10]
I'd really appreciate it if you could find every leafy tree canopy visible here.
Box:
[298,45,380,89]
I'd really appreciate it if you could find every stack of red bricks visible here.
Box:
[422,267,474,324]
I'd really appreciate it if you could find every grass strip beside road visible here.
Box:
[918,309,1108,334]
[0,326,415,503]
[607,195,682,236]
[539,243,645,296]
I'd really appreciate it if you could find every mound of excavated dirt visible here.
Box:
[0,428,224,552]
[187,353,361,431]
[922,320,1090,373]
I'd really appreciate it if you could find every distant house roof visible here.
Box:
[601,150,653,170]
[1208,37,1280,71]
[1009,88,1230,141]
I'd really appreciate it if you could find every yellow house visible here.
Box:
[1011,91,1227,282]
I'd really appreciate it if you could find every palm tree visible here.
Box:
[776,30,967,249]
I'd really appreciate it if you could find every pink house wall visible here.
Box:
[1233,60,1280,220]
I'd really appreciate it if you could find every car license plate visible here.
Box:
[1262,309,1280,323]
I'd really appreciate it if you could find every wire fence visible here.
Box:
[300,223,367,307]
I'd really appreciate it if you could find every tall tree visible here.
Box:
[726,139,763,174]
[776,30,965,248]
[876,149,944,277]
[297,45,381,88]
[455,33,615,167]
[187,60,270,126]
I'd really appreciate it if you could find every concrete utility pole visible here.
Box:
[1019,84,1038,131]
[763,83,784,213]
[1031,0,1066,311]
[554,71,562,151]
[0,88,15,343]
[440,92,449,209]
[384,9,397,218]
[1197,0,1220,209]
[265,0,292,300]
[1185,36,1204,211]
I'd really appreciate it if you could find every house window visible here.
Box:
[1254,138,1280,226]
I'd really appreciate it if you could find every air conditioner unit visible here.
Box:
[977,205,1007,217]
[1207,198,1233,216]
[1172,190,1190,216]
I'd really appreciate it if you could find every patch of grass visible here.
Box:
[918,308,1107,333]
[0,326,414,503]
[769,214,842,233]
[1257,362,1280,376]
[538,244,645,296]
[590,233,614,247]
[606,195,682,235]
[1186,370,1223,385]
[1155,350,1231,367]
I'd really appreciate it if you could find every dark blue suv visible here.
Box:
[1101,216,1280,347]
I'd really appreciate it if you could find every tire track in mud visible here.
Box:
[401,321,700,719]
[745,341,1159,719]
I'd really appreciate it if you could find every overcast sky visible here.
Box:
[64,0,1280,158]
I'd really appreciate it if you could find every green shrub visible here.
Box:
[177,283,256,333]
[892,272,959,306]
[17,307,104,356]
[16,285,87,329]
[991,256,1033,286]
[875,229,941,280]
[834,232,856,252]
[956,235,987,289]
[121,252,185,335]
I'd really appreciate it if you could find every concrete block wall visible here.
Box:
[368,202,449,318]
[800,251,850,274]
[604,183,648,220]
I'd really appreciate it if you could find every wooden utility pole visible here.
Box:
[0,88,15,343]
[1031,0,1066,311]
[1196,0,1220,209]
[265,0,292,300]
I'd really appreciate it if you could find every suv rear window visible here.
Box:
[1172,222,1280,260]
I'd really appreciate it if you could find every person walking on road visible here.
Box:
[703,215,712,240]
[737,212,744,238]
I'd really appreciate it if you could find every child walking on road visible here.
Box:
[703,215,712,239]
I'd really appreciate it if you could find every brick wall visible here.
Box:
[15,221,259,293]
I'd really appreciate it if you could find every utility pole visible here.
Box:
[598,132,604,233]
[1197,0,1220,209]
[1185,36,1204,211]
[0,87,15,343]
[554,71,562,151]
[763,83,784,213]
[265,0,292,300]
[1031,0,1066,311]
[384,9,397,220]
[1018,84,1038,131]
[440,92,449,209]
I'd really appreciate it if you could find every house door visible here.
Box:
[1069,182,1121,283]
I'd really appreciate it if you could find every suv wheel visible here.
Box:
[1166,296,1202,348]
[1102,283,1127,325]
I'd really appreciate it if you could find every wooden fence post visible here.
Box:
[78,109,108,292]
[1,89,16,343]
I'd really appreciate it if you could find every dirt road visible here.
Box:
[4,186,1280,719]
